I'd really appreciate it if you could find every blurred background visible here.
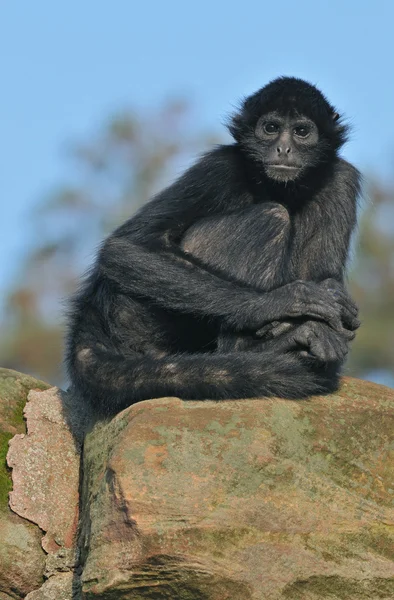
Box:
[1,1,393,388]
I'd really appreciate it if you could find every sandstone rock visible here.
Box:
[24,573,75,600]
[2,368,394,599]
[0,369,81,599]
[80,377,394,599]
[7,386,80,556]
[0,369,49,598]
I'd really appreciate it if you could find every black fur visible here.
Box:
[66,77,361,415]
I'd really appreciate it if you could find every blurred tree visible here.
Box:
[0,101,393,387]
[0,99,219,384]
[348,181,394,383]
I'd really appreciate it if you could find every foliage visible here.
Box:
[348,181,394,381]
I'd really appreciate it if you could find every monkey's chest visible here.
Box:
[181,203,292,290]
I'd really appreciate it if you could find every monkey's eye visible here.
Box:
[293,126,310,138]
[263,122,279,134]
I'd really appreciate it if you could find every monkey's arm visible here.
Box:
[99,149,344,331]
[101,230,345,332]
[303,159,361,328]
[258,160,361,348]
[299,160,360,283]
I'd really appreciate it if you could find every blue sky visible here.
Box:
[1,0,394,302]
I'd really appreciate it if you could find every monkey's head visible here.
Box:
[229,77,349,183]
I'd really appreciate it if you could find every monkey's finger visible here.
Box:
[338,328,356,341]
[312,332,347,363]
[289,302,339,327]
[329,335,348,360]
[324,285,357,311]
[308,306,343,332]
[332,292,359,316]
[255,321,281,338]
[269,322,294,338]
[309,340,329,362]
[341,311,361,331]
[296,328,330,362]
[299,350,312,358]
[292,325,315,348]
[322,283,359,315]
[333,294,359,316]
[311,331,341,362]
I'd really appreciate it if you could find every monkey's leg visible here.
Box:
[71,340,336,416]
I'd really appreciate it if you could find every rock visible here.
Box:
[80,377,394,599]
[0,369,81,599]
[2,368,394,599]
[7,387,81,556]
[0,369,49,598]
[24,573,75,600]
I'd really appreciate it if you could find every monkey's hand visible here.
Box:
[291,320,354,363]
[256,280,360,338]
[319,279,360,331]
[258,320,354,363]
[260,280,346,332]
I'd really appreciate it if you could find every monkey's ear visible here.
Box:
[332,112,340,122]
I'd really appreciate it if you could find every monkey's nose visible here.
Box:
[276,146,292,155]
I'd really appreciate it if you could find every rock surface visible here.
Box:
[80,377,394,599]
[24,573,76,600]
[7,387,80,556]
[1,368,393,599]
[0,369,80,599]
[0,369,49,598]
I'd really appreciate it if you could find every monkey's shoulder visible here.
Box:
[189,144,246,186]
[156,144,250,210]
[332,158,362,189]
[315,158,361,207]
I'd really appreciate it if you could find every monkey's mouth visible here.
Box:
[264,164,302,181]
[266,164,300,171]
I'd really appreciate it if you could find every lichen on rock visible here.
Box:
[79,377,394,599]
[1,368,393,599]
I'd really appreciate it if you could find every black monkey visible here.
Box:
[66,77,361,415]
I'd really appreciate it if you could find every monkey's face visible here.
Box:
[251,112,322,182]
[237,111,329,183]
[229,78,348,180]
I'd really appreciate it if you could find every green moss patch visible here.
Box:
[0,432,13,510]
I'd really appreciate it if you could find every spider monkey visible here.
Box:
[66,76,361,415]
